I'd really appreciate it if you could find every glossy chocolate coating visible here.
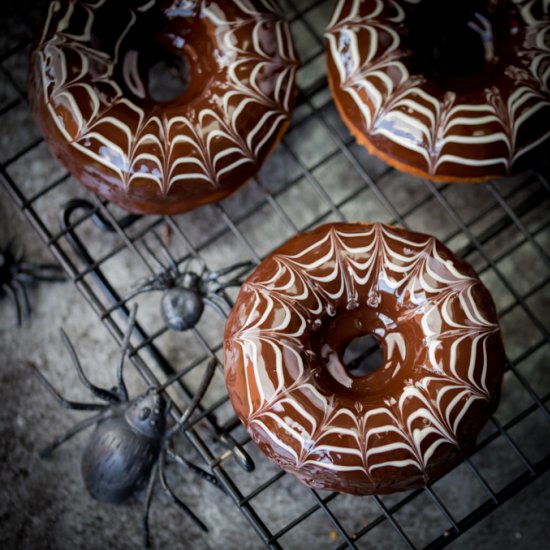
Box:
[224,223,505,494]
[29,0,298,214]
[326,0,550,182]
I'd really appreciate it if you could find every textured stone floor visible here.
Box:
[1,194,549,547]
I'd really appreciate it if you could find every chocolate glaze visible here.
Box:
[29,0,298,215]
[326,0,550,181]
[224,223,506,494]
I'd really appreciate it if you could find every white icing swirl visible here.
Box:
[325,0,550,177]
[35,0,297,193]
[225,224,504,483]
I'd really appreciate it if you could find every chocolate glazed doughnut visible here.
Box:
[325,0,550,182]
[29,0,298,215]
[224,223,506,494]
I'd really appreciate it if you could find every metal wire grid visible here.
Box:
[1,0,550,548]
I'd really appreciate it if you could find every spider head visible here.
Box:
[125,389,167,439]
[157,270,177,288]
[181,271,201,290]
[161,287,204,331]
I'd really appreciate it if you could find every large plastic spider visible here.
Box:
[126,236,252,331]
[31,305,222,547]
[0,239,65,325]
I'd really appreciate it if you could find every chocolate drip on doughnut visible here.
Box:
[29,0,298,214]
[224,223,506,494]
[325,0,550,182]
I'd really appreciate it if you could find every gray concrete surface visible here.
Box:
[1,179,550,548]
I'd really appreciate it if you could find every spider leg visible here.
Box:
[30,362,108,411]
[204,295,231,320]
[216,276,248,290]
[12,272,38,284]
[15,263,65,282]
[151,232,179,275]
[218,432,256,472]
[166,446,224,490]
[12,279,31,322]
[197,256,207,278]
[205,260,253,282]
[116,304,138,402]
[222,266,255,287]
[60,328,120,403]
[166,357,217,438]
[142,461,159,549]
[158,450,208,532]
[142,238,169,274]
[14,244,24,264]
[40,410,111,458]
[2,282,22,326]
[202,262,252,296]
[125,276,166,301]
[3,236,15,255]
[180,254,198,278]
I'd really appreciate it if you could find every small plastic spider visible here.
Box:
[31,305,222,547]
[0,239,65,325]
[126,235,252,331]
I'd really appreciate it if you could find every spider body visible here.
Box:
[0,240,64,325]
[82,391,167,503]
[161,286,204,331]
[127,236,252,331]
[32,306,220,547]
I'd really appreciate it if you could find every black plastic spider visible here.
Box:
[126,235,252,331]
[0,239,65,325]
[31,305,222,547]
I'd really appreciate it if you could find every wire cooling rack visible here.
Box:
[2,1,550,548]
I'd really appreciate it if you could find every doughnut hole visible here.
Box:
[404,0,520,90]
[310,292,427,403]
[146,54,189,103]
[116,12,217,107]
[342,334,383,377]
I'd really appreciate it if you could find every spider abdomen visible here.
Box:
[82,416,161,504]
[161,287,204,331]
